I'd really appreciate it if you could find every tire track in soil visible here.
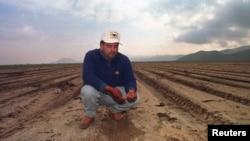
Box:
[0,67,80,91]
[134,70,232,125]
[0,79,82,138]
[167,68,250,83]
[150,65,250,86]
[165,69,250,89]
[0,74,80,104]
[0,64,83,139]
[145,69,250,106]
[169,65,250,78]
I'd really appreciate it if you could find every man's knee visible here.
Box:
[81,85,97,99]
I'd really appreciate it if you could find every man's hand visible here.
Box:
[105,85,126,104]
[126,89,137,102]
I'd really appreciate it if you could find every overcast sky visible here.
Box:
[0,0,249,65]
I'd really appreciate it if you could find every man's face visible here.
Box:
[100,42,119,61]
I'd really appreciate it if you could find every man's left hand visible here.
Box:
[126,89,137,102]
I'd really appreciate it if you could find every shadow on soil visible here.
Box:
[99,113,145,141]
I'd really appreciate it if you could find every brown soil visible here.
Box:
[0,62,250,141]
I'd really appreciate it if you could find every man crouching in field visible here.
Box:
[79,30,140,129]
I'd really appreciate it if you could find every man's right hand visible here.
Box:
[104,85,126,104]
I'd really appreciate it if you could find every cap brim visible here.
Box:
[103,40,122,45]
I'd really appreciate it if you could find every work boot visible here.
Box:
[109,111,124,121]
[79,116,94,129]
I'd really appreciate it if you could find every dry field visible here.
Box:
[0,62,250,141]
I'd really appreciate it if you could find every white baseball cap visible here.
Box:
[101,30,121,44]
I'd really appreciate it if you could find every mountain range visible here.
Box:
[130,45,250,62]
[177,45,250,61]
[51,58,80,64]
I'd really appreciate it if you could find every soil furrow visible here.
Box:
[0,71,80,92]
[150,65,250,83]
[1,62,249,141]
[0,77,82,138]
[168,68,250,83]
[0,67,80,86]
[165,69,250,89]
[134,70,231,125]
[0,75,80,104]
[146,69,250,106]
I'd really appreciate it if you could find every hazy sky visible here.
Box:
[0,0,249,65]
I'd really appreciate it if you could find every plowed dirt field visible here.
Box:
[1,62,250,141]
